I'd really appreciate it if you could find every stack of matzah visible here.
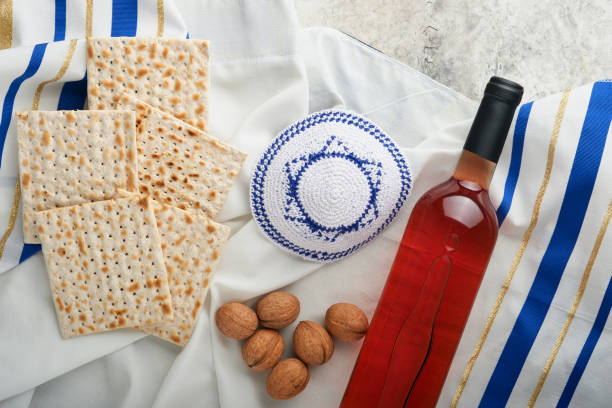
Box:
[16,37,246,346]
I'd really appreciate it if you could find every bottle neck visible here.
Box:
[452,150,496,190]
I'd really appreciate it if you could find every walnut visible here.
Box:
[242,329,284,372]
[293,321,334,365]
[266,358,310,400]
[325,303,369,341]
[256,291,300,329]
[215,302,258,340]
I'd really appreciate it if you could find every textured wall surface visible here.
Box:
[295,0,611,101]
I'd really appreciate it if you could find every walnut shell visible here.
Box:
[325,303,369,342]
[257,291,300,329]
[242,329,284,372]
[293,320,334,365]
[215,302,258,340]
[266,358,310,400]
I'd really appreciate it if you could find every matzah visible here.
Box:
[17,110,138,243]
[33,196,173,339]
[117,93,246,218]
[141,203,230,346]
[87,37,210,131]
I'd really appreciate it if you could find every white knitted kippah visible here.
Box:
[250,110,412,263]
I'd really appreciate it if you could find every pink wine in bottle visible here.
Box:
[341,77,523,408]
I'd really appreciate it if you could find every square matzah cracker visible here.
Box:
[117,93,246,218]
[33,196,173,339]
[17,110,138,243]
[87,37,210,131]
[141,203,230,346]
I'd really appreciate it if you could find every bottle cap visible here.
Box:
[463,76,524,163]
[485,76,524,106]
[250,110,412,263]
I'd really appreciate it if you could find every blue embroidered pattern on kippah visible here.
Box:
[283,135,383,243]
[250,110,412,262]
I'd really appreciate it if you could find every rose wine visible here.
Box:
[341,77,523,408]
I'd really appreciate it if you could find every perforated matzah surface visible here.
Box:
[87,37,210,131]
[17,110,137,243]
[117,93,246,219]
[140,203,230,346]
[33,196,173,339]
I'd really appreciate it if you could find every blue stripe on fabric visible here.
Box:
[19,243,41,263]
[496,102,533,226]
[54,0,67,41]
[111,0,138,37]
[557,275,612,408]
[479,81,612,407]
[57,74,87,110]
[0,43,48,168]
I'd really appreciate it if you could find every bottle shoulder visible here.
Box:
[412,178,498,231]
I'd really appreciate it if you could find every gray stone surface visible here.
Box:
[295,0,611,101]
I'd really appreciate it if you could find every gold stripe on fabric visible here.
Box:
[0,182,20,258]
[157,0,164,37]
[450,90,571,407]
[527,199,612,407]
[0,0,12,49]
[86,0,93,37]
[0,40,79,261]
[32,39,77,110]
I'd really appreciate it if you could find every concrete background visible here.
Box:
[295,0,611,101]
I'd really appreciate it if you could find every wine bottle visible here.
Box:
[341,77,523,408]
